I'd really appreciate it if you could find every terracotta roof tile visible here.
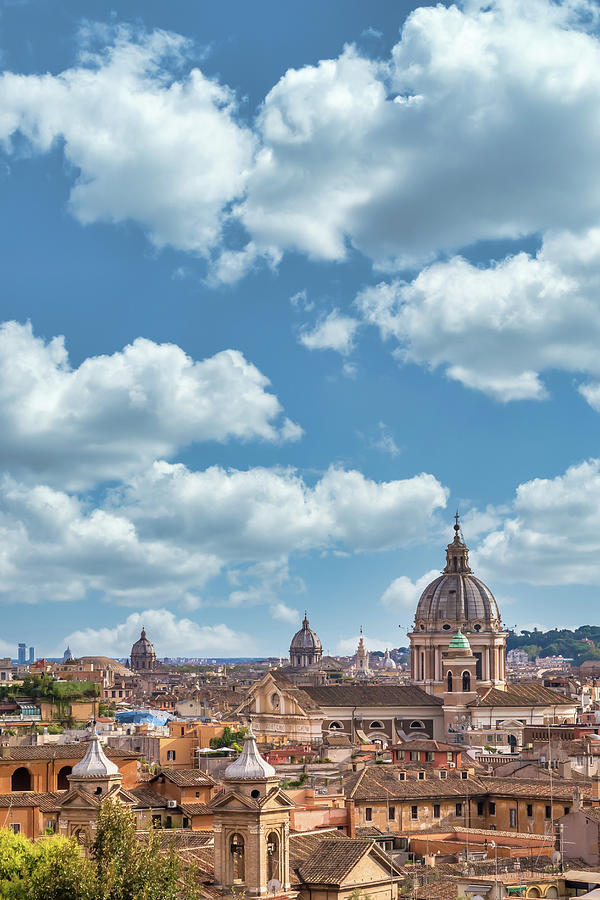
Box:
[470,684,576,708]
[303,685,443,708]
[0,743,138,761]
[157,768,216,787]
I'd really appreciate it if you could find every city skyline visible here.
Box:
[2,0,600,658]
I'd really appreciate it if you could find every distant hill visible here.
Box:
[507,625,600,666]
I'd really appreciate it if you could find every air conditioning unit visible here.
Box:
[166,800,177,809]
[448,762,456,768]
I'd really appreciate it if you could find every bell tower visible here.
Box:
[211,730,295,897]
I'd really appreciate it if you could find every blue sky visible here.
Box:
[2,0,600,660]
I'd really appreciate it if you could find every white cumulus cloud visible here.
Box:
[299,309,360,355]
[0,25,255,257]
[356,227,600,403]
[380,569,440,611]
[0,321,300,489]
[62,609,252,658]
[474,459,600,585]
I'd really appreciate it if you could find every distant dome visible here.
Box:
[290,614,322,651]
[414,520,501,632]
[382,649,397,669]
[130,627,156,672]
[289,613,323,671]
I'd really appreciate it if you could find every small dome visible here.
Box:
[290,614,322,651]
[71,732,119,777]
[449,629,471,651]
[224,730,276,781]
[382,649,397,669]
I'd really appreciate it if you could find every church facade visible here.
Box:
[239,519,577,746]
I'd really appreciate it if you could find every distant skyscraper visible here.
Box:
[17,643,26,665]
[28,647,34,664]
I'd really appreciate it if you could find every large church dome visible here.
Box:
[290,614,322,651]
[130,627,156,672]
[289,613,323,671]
[414,518,501,633]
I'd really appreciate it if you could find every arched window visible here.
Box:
[409,720,424,730]
[447,672,453,692]
[462,671,471,692]
[329,721,343,730]
[11,767,31,791]
[369,721,384,730]
[266,831,279,882]
[57,765,72,790]
[230,833,245,882]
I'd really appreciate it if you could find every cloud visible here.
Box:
[270,602,299,624]
[0,462,447,606]
[299,309,360,355]
[238,0,600,270]
[0,25,255,257]
[0,321,300,489]
[62,609,253,658]
[380,569,440,611]
[369,422,401,458]
[4,2,600,278]
[356,228,600,402]
[474,459,600,585]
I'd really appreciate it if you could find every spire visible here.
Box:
[141,627,146,640]
[302,611,309,628]
[443,514,472,575]
[223,729,276,781]
[71,730,119,777]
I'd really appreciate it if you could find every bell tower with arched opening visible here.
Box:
[211,730,294,896]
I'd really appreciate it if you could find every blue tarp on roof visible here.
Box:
[115,710,169,726]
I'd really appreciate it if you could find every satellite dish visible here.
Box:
[552,851,561,865]
[267,880,281,895]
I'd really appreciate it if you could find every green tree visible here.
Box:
[26,837,96,900]
[209,725,247,749]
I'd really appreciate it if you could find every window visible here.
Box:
[477,801,484,816]
[443,623,451,631]
[509,808,517,828]
[329,721,343,730]
[195,791,200,798]
[426,751,434,761]
[527,804,533,817]
[183,817,190,828]
[489,801,496,816]
[411,805,418,820]
[152,814,162,828]
[462,671,471,692]
[447,672,453,692]
[545,806,552,819]
[461,771,468,780]
[410,720,424,729]
[388,806,395,820]
[167,750,176,761]
[410,751,420,761]
[418,771,425,780]
[433,804,440,818]
[10,824,20,834]
[370,721,384,730]
[181,727,185,736]
[399,772,406,781]
[455,803,463,817]
[564,806,570,816]
[439,770,447,780]
[365,808,372,822]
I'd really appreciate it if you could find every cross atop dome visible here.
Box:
[444,514,472,575]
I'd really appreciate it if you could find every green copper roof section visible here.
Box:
[449,628,471,650]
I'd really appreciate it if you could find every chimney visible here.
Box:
[0,743,10,758]
[558,760,572,779]
[573,787,582,812]
[592,777,600,803]
[346,799,356,838]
